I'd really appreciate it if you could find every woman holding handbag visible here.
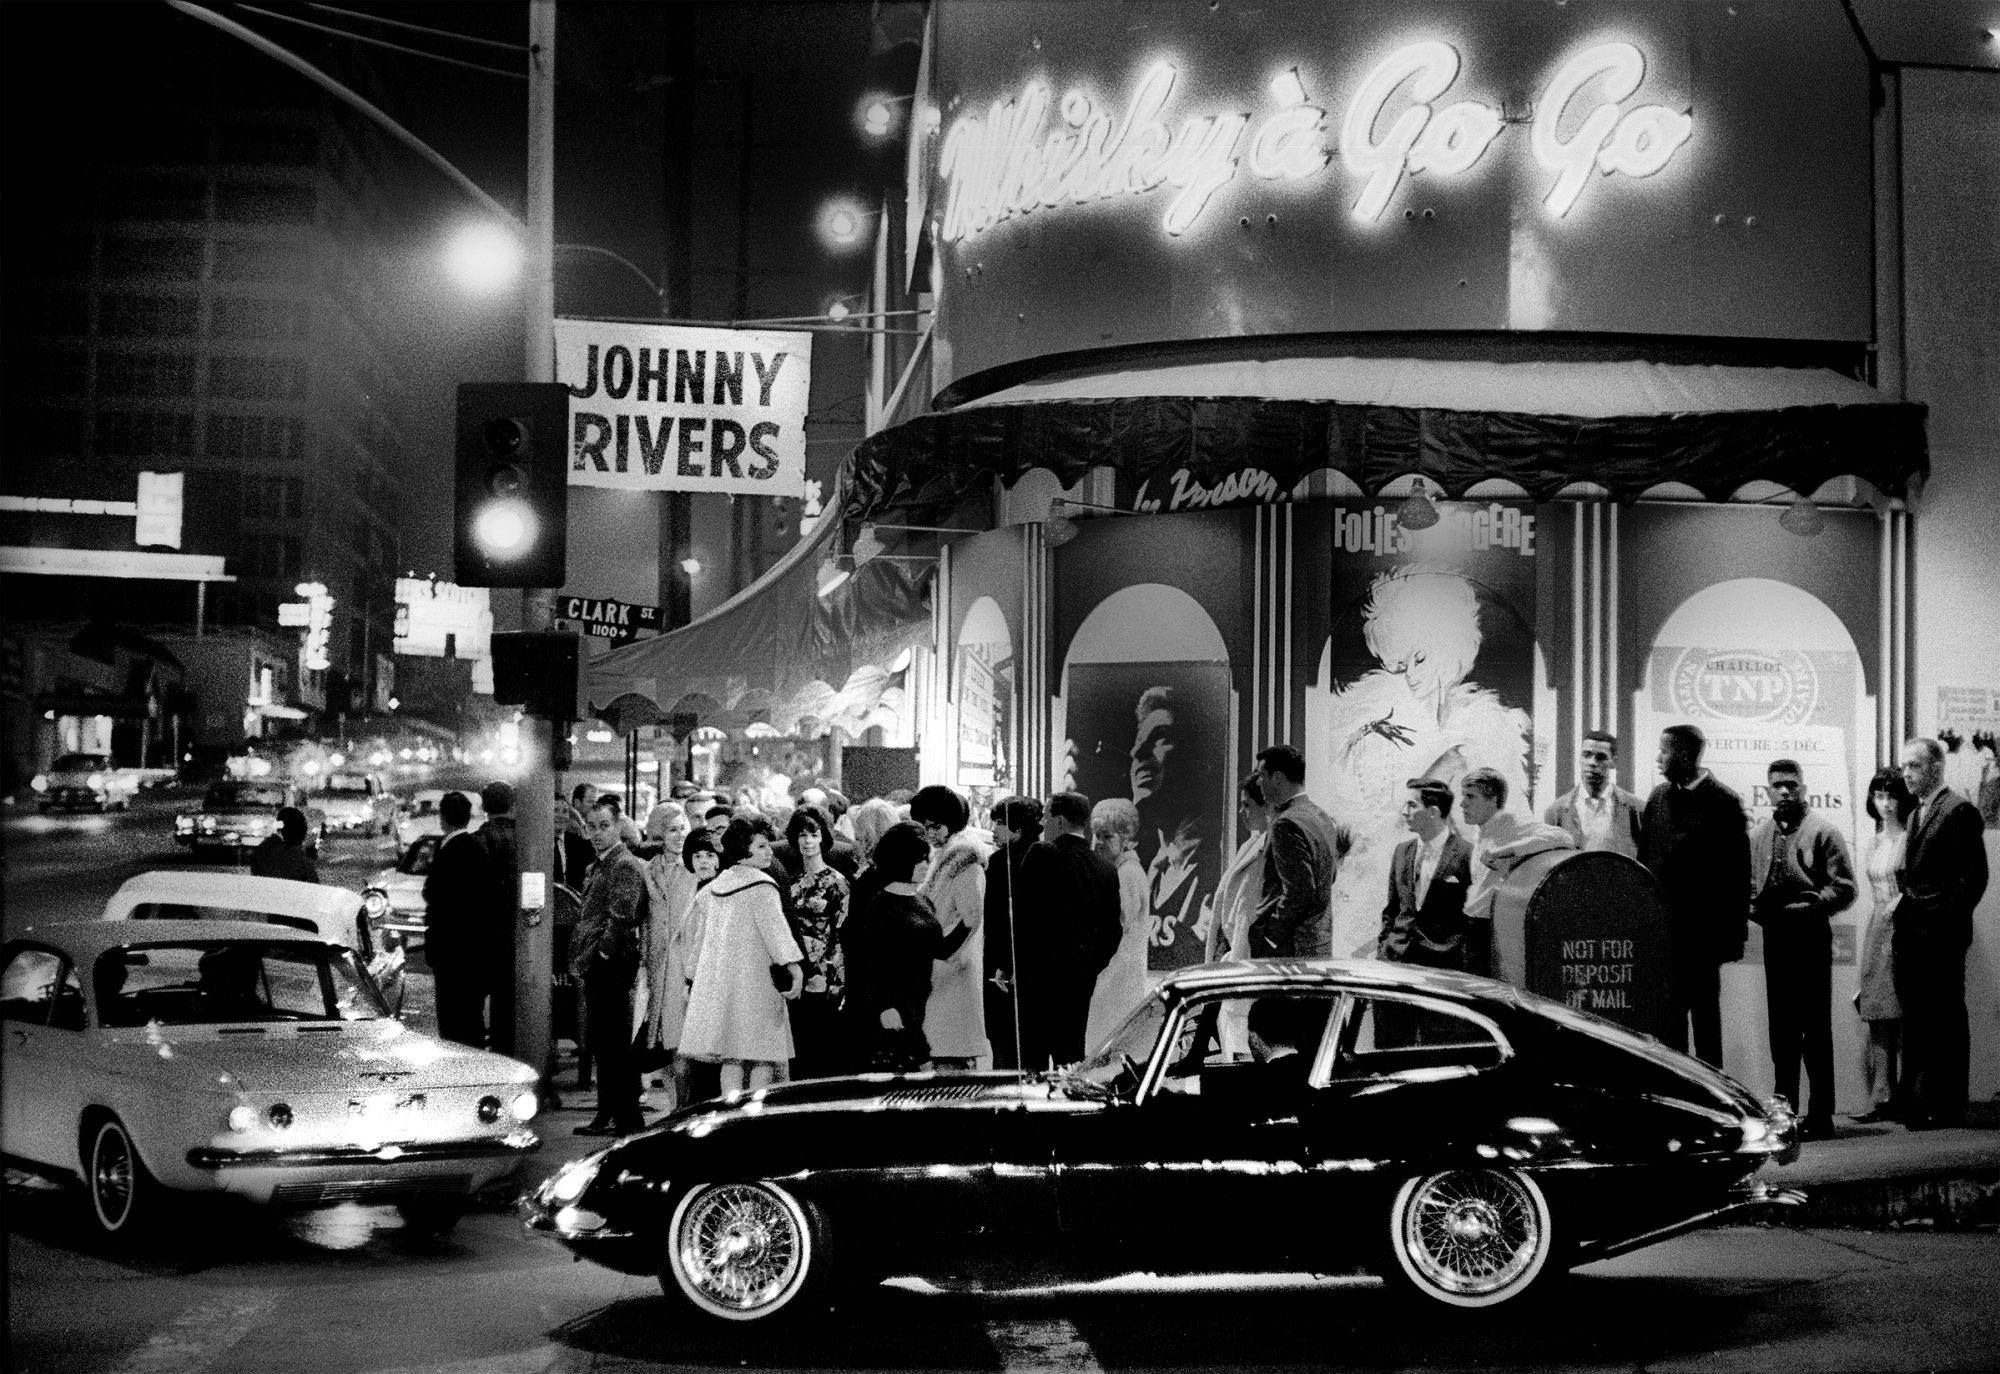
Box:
[678,816,805,1094]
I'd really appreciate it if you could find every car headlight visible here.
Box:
[509,1090,539,1123]
[176,815,194,832]
[546,1153,606,1205]
[197,817,217,831]
[227,1104,258,1133]
[30,774,47,793]
[87,772,105,789]
[362,889,391,919]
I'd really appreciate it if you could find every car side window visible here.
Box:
[403,836,438,875]
[1155,993,1339,1098]
[2,948,67,1026]
[1329,995,1506,1081]
[50,963,86,1031]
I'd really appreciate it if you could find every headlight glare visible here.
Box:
[30,774,48,792]
[227,1104,258,1132]
[509,1090,539,1123]
[87,772,105,789]
[548,1156,602,1205]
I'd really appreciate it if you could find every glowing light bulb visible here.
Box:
[445,224,522,292]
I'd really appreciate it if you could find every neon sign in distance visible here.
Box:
[936,39,1692,240]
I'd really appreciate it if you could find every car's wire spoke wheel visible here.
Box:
[1390,1169,1552,1307]
[667,1182,814,1321]
[89,1119,145,1234]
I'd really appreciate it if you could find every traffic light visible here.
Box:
[454,382,571,588]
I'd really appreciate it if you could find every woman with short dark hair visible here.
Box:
[909,786,990,1069]
[784,805,849,1078]
[856,821,977,1072]
[679,816,804,1093]
[1854,767,1915,1123]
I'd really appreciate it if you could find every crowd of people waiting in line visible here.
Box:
[416,726,1987,1145]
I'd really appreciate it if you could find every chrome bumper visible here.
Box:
[1578,1182,1808,1263]
[188,1132,538,1170]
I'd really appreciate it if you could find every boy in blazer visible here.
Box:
[1379,778,1475,970]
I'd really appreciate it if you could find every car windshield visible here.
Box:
[1063,993,1169,1096]
[95,940,387,1026]
[204,783,287,810]
[53,753,108,772]
[323,775,372,795]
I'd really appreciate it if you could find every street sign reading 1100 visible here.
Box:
[556,593,663,644]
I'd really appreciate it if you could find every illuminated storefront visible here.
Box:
[588,1,1997,1108]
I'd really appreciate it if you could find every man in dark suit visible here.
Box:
[570,798,650,1136]
[1641,724,1751,1067]
[1894,737,1990,1128]
[1247,745,1349,959]
[1379,778,1475,969]
[423,791,493,1047]
[982,794,1045,1071]
[1016,791,1123,1070]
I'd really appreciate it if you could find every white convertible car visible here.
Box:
[103,870,409,1017]
[1,916,540,1237]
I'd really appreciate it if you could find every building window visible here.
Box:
[244,474,305,520]
[214,183,316,225]
[100,236,204,280]
[245,534,301,580]
[208,355,307,400]
[210,296,310,341]
[5,407,87,456]
[208,414,303,462]
[6,291,92,336]
[103,175,208,222]
[213,239,309,283]
[98,351,196,399]
[98,410,194,457]
[98,294,199,338]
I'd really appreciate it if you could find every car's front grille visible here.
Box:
[880,1083,990,1106]
[271,1174,470,1206]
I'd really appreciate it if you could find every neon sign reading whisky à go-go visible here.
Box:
[937,40,1693,241]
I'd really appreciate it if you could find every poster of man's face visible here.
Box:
[1065,661,1229,972]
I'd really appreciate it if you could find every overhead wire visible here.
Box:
[303,2,527,54]
[229,4,526,80]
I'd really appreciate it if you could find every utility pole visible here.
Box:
[514,0,558,1081]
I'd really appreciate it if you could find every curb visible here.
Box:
[1771,1166,2000,1230]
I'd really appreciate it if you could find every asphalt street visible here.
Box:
[9,796,2000,1373]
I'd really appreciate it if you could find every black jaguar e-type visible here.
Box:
[525,960,1802,1322]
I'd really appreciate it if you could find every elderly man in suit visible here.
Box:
[1545,730,1644,859]
[1749,758,1857,1141]
[1379,778,1475,969]
[1894,737,1990,1129]
[1642,724,1751,1067]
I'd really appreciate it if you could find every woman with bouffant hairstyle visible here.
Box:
[678,816,804,1093]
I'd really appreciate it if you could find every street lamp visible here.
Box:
[446,223,523,292]
[816,196,872,252]
[857,92,912,139]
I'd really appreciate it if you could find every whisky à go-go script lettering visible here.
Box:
[937,40,1693,240]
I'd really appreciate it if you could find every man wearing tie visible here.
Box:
[1378,778,1475,970]
[1894,737,1990,1129]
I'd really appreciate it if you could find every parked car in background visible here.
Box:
[315,771,398,837]
[174,782,323,862]
[31,754,143,813]
[363,832,464,947]
[102,870,407,1016]
[1,920,539,1238]
[527,960,1803,1324]
[394,789,483,848]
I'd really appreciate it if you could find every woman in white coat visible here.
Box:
[1087,798,1152,1047]
[910,785,991,1070]
[678,816,804,1094]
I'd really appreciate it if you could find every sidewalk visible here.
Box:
[1755,1105,2000,1229]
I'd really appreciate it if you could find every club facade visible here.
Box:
[584,1,1998,1114]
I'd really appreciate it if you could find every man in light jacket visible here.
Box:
[1749,758,1857,1140]
[1544,730,1644,859]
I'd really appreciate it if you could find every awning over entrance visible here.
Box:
[582,488,933,733]
[845,354,1928,521]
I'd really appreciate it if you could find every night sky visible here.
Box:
[1,1,884,579]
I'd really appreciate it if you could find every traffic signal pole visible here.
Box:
[515,0,558,1087]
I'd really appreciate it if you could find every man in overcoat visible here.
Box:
[1894,737,1990,1128]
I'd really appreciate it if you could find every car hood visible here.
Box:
[657,1070,1084,1134]
[368,867,421,890]
[321,797,373,812]
[96,1022,533,1094]
[195,809,279,823]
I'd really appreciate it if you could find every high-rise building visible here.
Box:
[2,12,411,773]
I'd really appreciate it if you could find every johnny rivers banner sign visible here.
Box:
[555,319,812,497]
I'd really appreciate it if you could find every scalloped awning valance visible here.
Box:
[843,356,1928,522]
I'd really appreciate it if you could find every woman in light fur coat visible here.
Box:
[909,785,992,1069]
